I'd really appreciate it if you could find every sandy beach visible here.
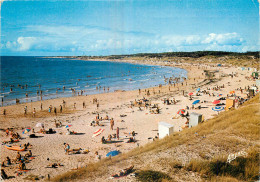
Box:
[0,59,257,181]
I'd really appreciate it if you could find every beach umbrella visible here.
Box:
[22,128,31,134]
[229,91,235,94]
[192,100,200,105]
[212,100,220,105]
[188,92,193,96]
[106,150,120,157]
[35,123,44,127]
[177,109,185,115]
[64,125,72,128]
[217,94,222,97]
[92,129,104,138]
[212,106,224,112]
[196,88,200,92]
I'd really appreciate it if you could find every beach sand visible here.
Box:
[0,60,256,181]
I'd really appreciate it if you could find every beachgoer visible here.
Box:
[18,161,26,170]
[107,134,112,141]
[110,118,114,130]
[6,157,11,165]
[3,109,6,116]
[54,107,57,115]
[64,143,70,155]
[40,103,43,110]
[24,106,27,115]
[1,169,8,180]
[33,108,36,117]
[116,127,119,140]
[101,136,106,144]
[95,151,101,160]
[25,150,32,157]
[74,103,76,109]
[16,152,21,162]
[60,105,62,113]
[66,129,71,135]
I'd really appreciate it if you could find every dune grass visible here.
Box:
[185,147,259,181]
[52,94,259,182]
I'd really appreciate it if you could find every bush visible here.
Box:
[136,170,171,182]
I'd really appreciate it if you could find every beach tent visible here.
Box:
[158,122,174,139]
[217,64,222,67]
[189,113,202,128]
[106,150,120,157]
[226,99,235,111]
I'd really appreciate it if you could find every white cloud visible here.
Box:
[17,37,37,51]
[202,32,244,45]
[4,24,252,54]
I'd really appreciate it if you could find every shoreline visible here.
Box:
[0,58,187,107]
[1,59,256,181]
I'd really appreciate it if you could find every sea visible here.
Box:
[0,56,187,106]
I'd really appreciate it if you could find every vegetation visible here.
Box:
[185,148,259,181]
[52,94,259,182]
[135,170,172,182]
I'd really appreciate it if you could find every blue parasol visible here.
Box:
[196,88,200,92]
[106,150,120,157]
[212,106,224,112]
[192,100,200,105]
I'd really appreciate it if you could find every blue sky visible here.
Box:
[0,0,259,56]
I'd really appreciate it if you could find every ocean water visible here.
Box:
[0,56,187,106]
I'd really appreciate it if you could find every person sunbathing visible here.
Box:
[127,137,135,143]
[25,150,32,157]
[107,135,112,141]
[101,136,106,144]
[18,161,26,170]
[6,157,11,165]
[1,169,8,180]
[15,152,21,162]
[40,128,46,134]
[104,115,109,120]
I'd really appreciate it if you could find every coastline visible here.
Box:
[0,58,187,107]
[0,59,256,181]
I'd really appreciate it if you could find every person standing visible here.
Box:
[33,108,36,117]
[24,106,27,115]
[60,105,62,113]
[110,118,114,130]
[40,103,43,110]
[116,127,119,140]
[54,107,57,115]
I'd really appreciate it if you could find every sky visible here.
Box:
[0,0,259,56]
